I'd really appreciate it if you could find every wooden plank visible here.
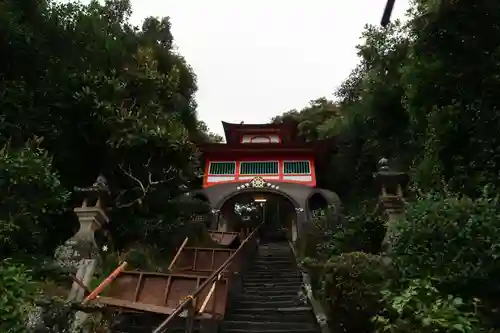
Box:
[208,232,239,246]
[168,237,189,270]
[120,271,202,279]
[133,273,143,302]
[95,296,211,318]
[163,275,172,305]
[192,248,197,270]
[211,249,215,271]
[212,277,221,316]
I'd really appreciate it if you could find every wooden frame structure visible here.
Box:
[82,222,262,333]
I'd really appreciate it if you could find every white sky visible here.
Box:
[76,0,412,135]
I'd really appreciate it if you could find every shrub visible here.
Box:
[320,252,394,333]
[0,142,69,257]
[299,256,323,294]
[317,212,386,258]
[0,260,38,333]
[296,222,326,260]
[374,279,488,333]
[387,192,500,294]
[296,208,385,262]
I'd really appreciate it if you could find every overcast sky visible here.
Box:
[77,0,411,135]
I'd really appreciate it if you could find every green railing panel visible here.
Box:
[240,161,279,175]
[209,162,236,175]
[283,161,310,174]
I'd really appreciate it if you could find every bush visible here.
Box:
[0,142,69,257]
[0,260,38,333]
[296,222,326,260]
[296,206,339,260]
[387,192,500,294]
[299,256,323,294]
[320,252,394,333]
[374,279,488,333]
[317,212,386,258]
[296,208,385,262]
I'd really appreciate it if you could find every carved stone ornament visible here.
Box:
[251,177,266,188]
[236,177,280,190]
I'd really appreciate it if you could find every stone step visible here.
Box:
[221,328,317,333]
[245,273,300,278]
[250,266,297,271]
[241,288,300,297]
[244,276,302,283]
[222,320,317,331]
[255,253,293,257]
[243,280,303,288]
[252,262,295,267]
[248,268,299,274]
[220,242,320,333]
[254,255,294,260]
[233,299,304,309]
[246,271,299,276]
[243,283,302,291]
[245,276,299,281]
[236,294,299,302]
[227,312,315,322]
[231,306,312,316]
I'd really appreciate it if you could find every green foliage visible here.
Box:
[403,0,500,195]
[317,212,385,258]
[295,206,340,261]
[374,279,484,333]
[387,192,500,294]
[0,0,217,257]
[0,142,69,257]
[320,252,394,333]
[295,223,326,260]
[0,260,38,333]
[276,1,500,332]
[296,208,384,264]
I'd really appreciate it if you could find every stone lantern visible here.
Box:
[54,175,110,301]
[374,158,408,250]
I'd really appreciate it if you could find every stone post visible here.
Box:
[294,207,305,242]
[54,175,110,332]
[373,158,408,251]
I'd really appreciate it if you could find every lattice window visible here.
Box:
[209,162,236,175]
[240,161,279,175]
[283,161,311,174]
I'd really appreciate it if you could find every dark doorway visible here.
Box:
[219,191,296,242]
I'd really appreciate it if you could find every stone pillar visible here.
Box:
[294,207,306,242]
[373,158,408,251]
[54,175,110,332]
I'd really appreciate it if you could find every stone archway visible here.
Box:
[306,190,340,229]
[216,187,300,242]
[192,179,342,242]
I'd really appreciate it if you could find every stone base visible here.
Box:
[73,206,109,228]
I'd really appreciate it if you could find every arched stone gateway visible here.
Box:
[188,179,340,241]
[190,120,342,241]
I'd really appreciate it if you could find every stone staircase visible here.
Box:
[220,241,320,333]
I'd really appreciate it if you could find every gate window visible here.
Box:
[209,162,236,175]
[283,161,310,174]
[240,161,279,175]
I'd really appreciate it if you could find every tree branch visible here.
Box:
[115,162,176,208]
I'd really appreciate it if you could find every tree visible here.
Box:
[402,0,500,195]
[0,0,213,252]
